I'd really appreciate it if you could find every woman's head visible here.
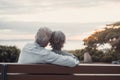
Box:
[35,27,52,47]
[50,31,66,50]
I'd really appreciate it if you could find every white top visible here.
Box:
[18,42,79,67]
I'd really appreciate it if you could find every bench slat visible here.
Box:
[6,64,120,74]
[0,64,2,80]
[7,75,120,80]
[0,64,2,73]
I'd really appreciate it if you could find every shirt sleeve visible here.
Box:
[66,52,79,60]
[43,51,80,67]
[61,51,76,57]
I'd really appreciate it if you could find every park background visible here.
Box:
[0,0,120,63]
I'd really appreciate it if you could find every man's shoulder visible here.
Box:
[23,42,52,55]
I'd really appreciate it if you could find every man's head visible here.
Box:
[35,27,52,47]
[50,31,66,50]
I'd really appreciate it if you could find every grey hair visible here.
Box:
[50,31,66,50]
[35,27,52,47]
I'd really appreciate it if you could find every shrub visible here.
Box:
[67,48,119,63]
[0,45,20,62]
[100,55,112,63]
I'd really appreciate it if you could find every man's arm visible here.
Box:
[44,51,80,67]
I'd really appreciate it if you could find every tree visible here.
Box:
[83,22,120,60]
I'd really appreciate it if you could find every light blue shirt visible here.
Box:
[52,50,79,59]
[18,42,79,67]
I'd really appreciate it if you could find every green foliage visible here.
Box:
[67,49,84,60]
[100,55,112,63]
[67,48,119,63]
[0,45,20,62]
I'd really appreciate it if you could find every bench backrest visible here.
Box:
[0,64,2,80]
[1,63,120,80]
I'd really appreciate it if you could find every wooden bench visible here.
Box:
[0,63,120,80]
[0,64,2,80]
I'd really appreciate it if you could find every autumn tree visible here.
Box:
[83,21,120,60]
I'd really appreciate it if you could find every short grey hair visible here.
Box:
[50,31,66,50]
[35,27,52,47]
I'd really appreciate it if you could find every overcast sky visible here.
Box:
[0,0,120,40]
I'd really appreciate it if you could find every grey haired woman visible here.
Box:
[18,27,79,67]
[50,31,78,58]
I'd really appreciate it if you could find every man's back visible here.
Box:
[18,42,79,67]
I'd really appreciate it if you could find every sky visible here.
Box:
[0,0,120,40]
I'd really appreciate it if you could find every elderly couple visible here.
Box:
[18,27,79,67]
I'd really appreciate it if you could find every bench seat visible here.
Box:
[0,63,120,80]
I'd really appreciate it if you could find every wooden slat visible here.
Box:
[7,75,120,80]
[0,76,1,80]
[7,64,120,74]
[0,64,2,73]
[0,64,2,80]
